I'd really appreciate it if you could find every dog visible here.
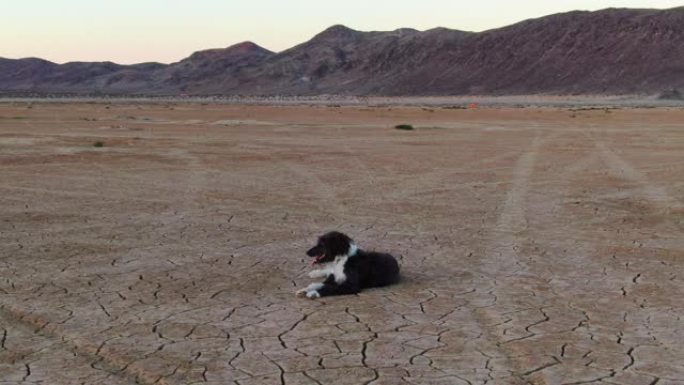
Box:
[296,231,400,299]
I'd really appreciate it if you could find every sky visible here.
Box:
[2,1,682,64]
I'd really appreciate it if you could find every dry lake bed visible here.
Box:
[1,103,683,385]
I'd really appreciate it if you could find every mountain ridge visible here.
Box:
[2,7,684,96]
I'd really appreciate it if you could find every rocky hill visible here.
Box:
[2,7,683,96]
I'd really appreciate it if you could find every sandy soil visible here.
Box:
[1,103,683,385]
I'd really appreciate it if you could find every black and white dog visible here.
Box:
[296,231,400,299]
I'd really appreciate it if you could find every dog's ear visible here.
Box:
[323,232,353,257]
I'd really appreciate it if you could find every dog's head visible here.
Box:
[306,231,356,265]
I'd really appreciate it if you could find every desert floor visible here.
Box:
[1,103,683,385]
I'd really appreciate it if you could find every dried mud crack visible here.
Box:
[1,103,683,385]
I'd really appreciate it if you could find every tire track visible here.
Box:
[593,136,683,211]
[469,133,547,382]
[482,134,544,275]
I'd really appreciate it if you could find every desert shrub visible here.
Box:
[395,124,415,131]
[93,141,105,147]
[658,89,682,100]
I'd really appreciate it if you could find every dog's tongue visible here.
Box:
[311,254,325,266]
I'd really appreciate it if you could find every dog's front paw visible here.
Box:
[308,270,327,278]
[295,288,308,297]
[306,290,321,299]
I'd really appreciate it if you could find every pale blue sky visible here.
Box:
[2,1,681,64]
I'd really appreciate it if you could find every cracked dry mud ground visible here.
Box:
[1,104,683,385]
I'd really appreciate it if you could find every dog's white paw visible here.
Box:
[306,290,321,299]
[295,288,308,297]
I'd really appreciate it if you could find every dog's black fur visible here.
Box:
[298,231,400,298]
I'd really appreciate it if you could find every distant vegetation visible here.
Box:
[394,124,415,131]
[93,141,105,147]
[658,89,682,100]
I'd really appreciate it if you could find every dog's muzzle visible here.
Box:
[311,254,326,266]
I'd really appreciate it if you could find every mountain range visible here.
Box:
[2,7,684,96]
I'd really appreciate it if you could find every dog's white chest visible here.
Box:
[332,256,348,284]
